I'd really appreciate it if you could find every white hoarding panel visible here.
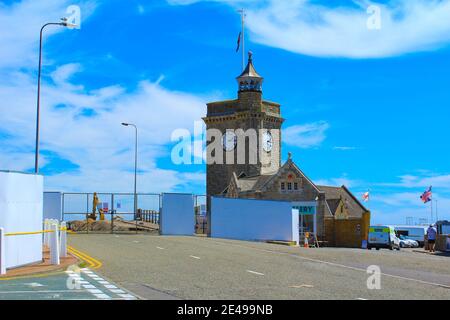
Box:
[211,197,298,243]
[43,192,62,220]
[160,193,194,236]
[0,171,43,269]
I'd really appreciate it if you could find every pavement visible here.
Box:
[67,234,450,300]
[0,267,138,300]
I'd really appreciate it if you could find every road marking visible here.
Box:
[190,255,201,260]
[82,284,96,289]
[118,293,136,300]
[0,290,84,294]
[82,269,138,300]
[68,246,103,269]
[110,289,126,294]
[133,241,140,243]
[209,240,450,289]
[289,284,314,289]
[105,284,118,289]
[25,282,45,288]
[87,289,103,294]
[156,247,164,250]
[246,270,264,276]
[357,298,368,300]
[94,293,111,299]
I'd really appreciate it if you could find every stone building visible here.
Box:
[203,52,370,247]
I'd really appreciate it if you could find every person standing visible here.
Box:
[427,224,437,253]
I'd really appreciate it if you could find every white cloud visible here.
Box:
[315,176,361,189]
[169,0,450,58]
[333,146,357,151]
[0,0,97,69]
[283,121,329,148]
[0,0,209,194]
[371,193,450,224]
[380,173,450,191]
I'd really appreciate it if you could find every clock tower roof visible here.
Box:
[237,51,262,79]
[237,51,264,92]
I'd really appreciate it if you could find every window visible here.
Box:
[294,182,298,190]
[280,182,285,191]
[287,182,292,191]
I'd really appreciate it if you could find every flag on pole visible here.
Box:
[420,186,432,204]
[362,191,370,202]
[236,31,241,52]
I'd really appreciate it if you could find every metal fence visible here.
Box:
[62,193,207,235]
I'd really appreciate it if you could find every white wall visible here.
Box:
[43,192,62,221]
[0,171,43,269]
[160,193,194,236]
[211,197,299,244]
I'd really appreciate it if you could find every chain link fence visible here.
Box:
[63,193,207,234]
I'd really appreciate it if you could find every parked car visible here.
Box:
[394,226,427,247]
[398,235,419,248]
[368,225,401,251]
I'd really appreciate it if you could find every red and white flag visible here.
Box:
[362,191,370,202]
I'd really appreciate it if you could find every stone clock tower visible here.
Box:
[203,52,284,197]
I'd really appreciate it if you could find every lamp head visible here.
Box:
[121,123,129,126]
[60,17,77,28]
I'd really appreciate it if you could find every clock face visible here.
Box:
[222,131,237,151]
[262,131,273,152]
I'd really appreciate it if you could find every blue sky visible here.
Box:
[0,0,449,224]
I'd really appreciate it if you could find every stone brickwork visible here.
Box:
[202,53,370,247]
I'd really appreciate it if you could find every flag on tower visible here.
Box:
[236,31,242,52]
[420,186,432,204]
[362,191,370,202]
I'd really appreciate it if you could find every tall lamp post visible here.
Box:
[35,18,77,174]
[121,123,138,225]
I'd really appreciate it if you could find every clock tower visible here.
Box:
[203,52,284,197]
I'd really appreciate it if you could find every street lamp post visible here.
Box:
[122,123,138,226]
[35,18,77,174]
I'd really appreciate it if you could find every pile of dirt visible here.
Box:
[68,220,129,232]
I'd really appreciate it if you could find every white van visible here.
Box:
[368,225,401,251]
[394,226,427,247]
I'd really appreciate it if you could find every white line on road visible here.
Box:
[156,247,165,250]
[356,298,368,300]
[210,239,450,289]
[246,270,264,276]
[190,255,201,260]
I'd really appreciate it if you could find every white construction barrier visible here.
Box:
[60,222,67,258]
[43,192,63,220]
[0,171,43,269]
[211,197,300,244]
[50,222,60,265]
[0,228,5,275]
[160,193,195,236]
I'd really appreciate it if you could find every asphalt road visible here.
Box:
[68,234,450,300]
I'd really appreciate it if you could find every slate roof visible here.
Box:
[318,185,368,218]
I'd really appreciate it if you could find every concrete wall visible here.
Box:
[211,197,299,244]
[0,171,43,269]
[43,192,62,221]
[160,193,195,236]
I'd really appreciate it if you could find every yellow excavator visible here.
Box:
[87,192,105,221]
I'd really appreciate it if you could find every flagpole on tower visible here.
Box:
[238,8,246,71]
